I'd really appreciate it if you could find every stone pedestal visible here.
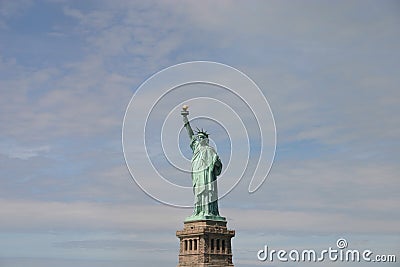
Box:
[176,220,235,267]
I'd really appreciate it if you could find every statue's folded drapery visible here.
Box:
[190,135,222,216]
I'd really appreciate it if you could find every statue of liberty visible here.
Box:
[181,105,225,221]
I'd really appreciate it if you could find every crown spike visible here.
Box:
[196,127,209,138]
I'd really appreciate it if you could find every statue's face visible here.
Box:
[198,134,209,146]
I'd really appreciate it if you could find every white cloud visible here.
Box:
[0,57,134,141]
[0,141,50,160]
[0,196,397,235]
[0,199,185,231]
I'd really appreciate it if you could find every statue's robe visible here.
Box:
[190,136,222,216]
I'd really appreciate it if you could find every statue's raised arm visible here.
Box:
[181,105,194,139]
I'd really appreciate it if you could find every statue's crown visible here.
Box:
[196,127,209,138]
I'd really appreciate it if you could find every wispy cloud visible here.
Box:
[0,141,50,160]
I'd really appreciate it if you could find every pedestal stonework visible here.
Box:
[176,220,235,267]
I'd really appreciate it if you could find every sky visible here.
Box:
[0,1,399,266]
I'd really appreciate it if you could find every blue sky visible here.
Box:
[0,1,399,266]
